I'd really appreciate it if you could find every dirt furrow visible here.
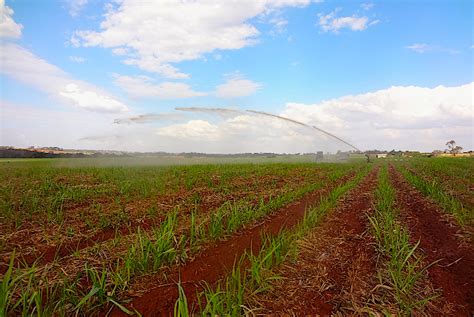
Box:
[253,167,379,315]
[389,165,474,315]
[109,170,360,316]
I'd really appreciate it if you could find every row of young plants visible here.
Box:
[0,165,359,316]
[0,162,324,229]
[368,166,437,314]
[397,165,472,226]
[173,165,371,316]
[0,163,340,265]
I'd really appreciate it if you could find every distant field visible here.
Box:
[0,153,365,167]
[0,157,472,315]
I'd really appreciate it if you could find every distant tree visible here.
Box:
[446,140,463,156]
[453,146,463,155]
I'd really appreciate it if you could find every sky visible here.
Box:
[0,0,473,153]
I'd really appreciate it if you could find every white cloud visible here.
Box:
[360,3,374,10]
[122,58,189,79]
[1,44,128,113]
[59,83,128,112]
[215,74,262,98]
[1,101,117,149]
[72,0,311,78]
[406,43,432,53]
[111,47,129,56]
[151,83,474,153]
[68,0,88,17]
[406,43,459,55]
[269,16,289,34]
[4,82,472,153]
[281,83,474,151]
[69,55,86,63]
[0,0,22,38]
[153,114,318,153]
[318,9,376,33]
[114,75,207,99]
[157,120,220,141]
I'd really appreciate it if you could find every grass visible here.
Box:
[368,165,437,313]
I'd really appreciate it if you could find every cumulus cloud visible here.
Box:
[215,74,262,98]
[360,3,374,10]
[268,16,289,34]
[0,0,22,38]
[1,101,117,149]
[281,83,474,151]
[59,83,128,112]
[4,82,472,153]
[406,43,459,54]
[143,83,474,153]
[71,0,311,78]
[68,0,88,17]
[318,9,377,33]
[69,55,86,63]
[157,120,221,141]
[406,43,432,53]
[1,44,128,113]
[114,75,207,99]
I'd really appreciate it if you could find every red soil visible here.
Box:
[389,165,474,316]
[109,170,359,316]
[257,167,379,315]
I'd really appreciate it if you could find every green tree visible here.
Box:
[446,140,463,156]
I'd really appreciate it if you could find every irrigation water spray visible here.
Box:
[175,107,363,153]
[175,107,245,117]
[113,107,367,160]
[245,110,362,152]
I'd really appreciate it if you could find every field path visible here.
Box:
[253,166,379,315]
[110,170,360,316]
[389,165,474,315]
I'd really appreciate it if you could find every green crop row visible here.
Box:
[0,163,361,316]
[368,166,437,314]
[174,165,370,316]
[397,165,472,226]
[0,162,346,243]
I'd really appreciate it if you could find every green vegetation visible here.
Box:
[396,157,474,225]
[0,159,361,316]
[368,166,436,313]
[3,157,468,315]
[193,166,370,315]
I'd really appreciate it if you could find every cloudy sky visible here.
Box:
[1,0,472,153]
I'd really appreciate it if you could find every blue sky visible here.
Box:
[1,0,473,153]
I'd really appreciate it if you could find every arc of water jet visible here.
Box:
[114,113,186,124]
[175,107,245,116]
[245,109,362,152]
[175,106,362,152]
